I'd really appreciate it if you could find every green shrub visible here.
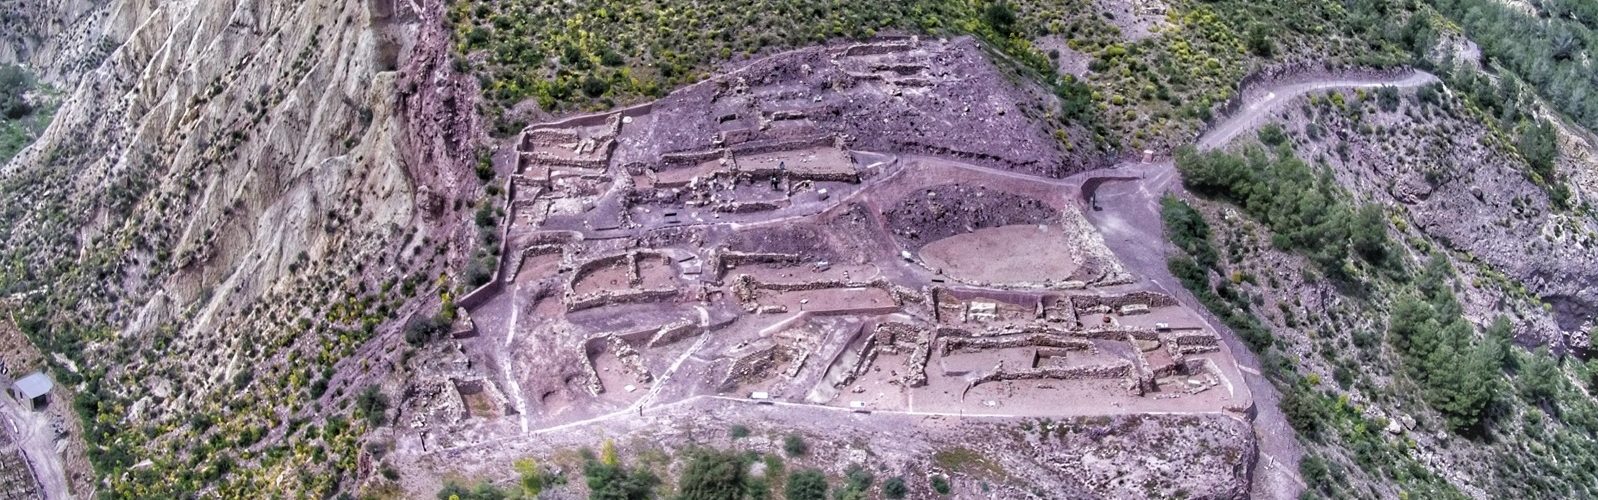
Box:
[676,449,746,500]
[436,480,511,500]
[834,464,873,500]
[784,469,828,500]
[582,74,611,97]
[355,385,390,426]
[0,65,31,120]
[1257,123,1288,146]
[404,313,451,346]
[930,474,951,495]
[982,2,1018,37]
[1160,196,1218,269]
[883,476,909,499]
[782,434,807,457]
[585,456,659,500]
[464,254,498,287]
[1175,145,1393,279]
[1387,256,1505,433]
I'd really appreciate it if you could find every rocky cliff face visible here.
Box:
[1267,87,1598,349]
[0,0,484,495]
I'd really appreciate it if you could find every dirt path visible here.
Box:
[1080,69,1438,500]
[0,395,70,499]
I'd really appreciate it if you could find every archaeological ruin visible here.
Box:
[396,37,1252,457]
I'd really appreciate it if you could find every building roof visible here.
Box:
[13,372,51,399]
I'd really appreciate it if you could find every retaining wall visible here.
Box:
[941,333,1092,356]
[567,288,679,312]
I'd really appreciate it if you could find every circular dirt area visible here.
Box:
[919,225,1083,285]
[883,184,1059,246]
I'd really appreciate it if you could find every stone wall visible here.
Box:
[713,200,784,213]
[941,333,1092,356]
[719,344,797,392]
[566,252,631,296]
[731,275,907,315]
[720,122,824,145]
[606,335,653,384]
[968,362,1137,393]
[1169,332,1221,356]
[567,288,679,312]
[523,101,653,132]
[657,149,727,171]
[576,344,605,395]
[1126,333,1156,395]
[830,324,881,389]
[728,134,837,158]
[525,151,611,170]
[904,327,937,387]
[459,174,526,311]
[647,320,701,348]
[715,251,803,279]
[839,39,917,57]
[1069,291,1178,312]
[874,321,920,353]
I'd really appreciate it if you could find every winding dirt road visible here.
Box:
[1079,69,1438,499]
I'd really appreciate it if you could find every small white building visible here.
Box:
[10,372,51,409]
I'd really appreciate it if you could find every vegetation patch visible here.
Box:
[931,447,1005,480]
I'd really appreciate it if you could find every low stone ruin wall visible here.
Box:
[577,345,605,395]
[729,134,838,158]
[941,333,1092,356]
[809,305,901,317]
[1168,332,1221,356]
[567,252,632,295]
[982,323,1159,342]
[1069,291,1178,312]
[829,324,880,389]
[450,309,478,339]
[406,378,469,428]
[647,320,701,348]
[521,128,580,150]
[567,248,674,293]
[657,149,727,171]
[789,170,860,183]
[579,334,653,395]
[721,122,824,145]
[525,150,611,170]
[606,335,653,384]
[567,288,679,312]
[713,200,783,213]
[1066,326,1160,342]
[731,275,906,314]
[1126,333,1156,395]
[968,362,1136,393]
[904,328,937,387]
[874,322,921,352]
[839,39,916,57]
[715,251,803,279]
[528,101,652,132]
[506,244,565,283]
[719,344,796,392]
[451,377,512,419]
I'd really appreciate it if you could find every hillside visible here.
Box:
[0,0,1593,498]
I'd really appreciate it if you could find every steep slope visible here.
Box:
[0,0,486,496]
